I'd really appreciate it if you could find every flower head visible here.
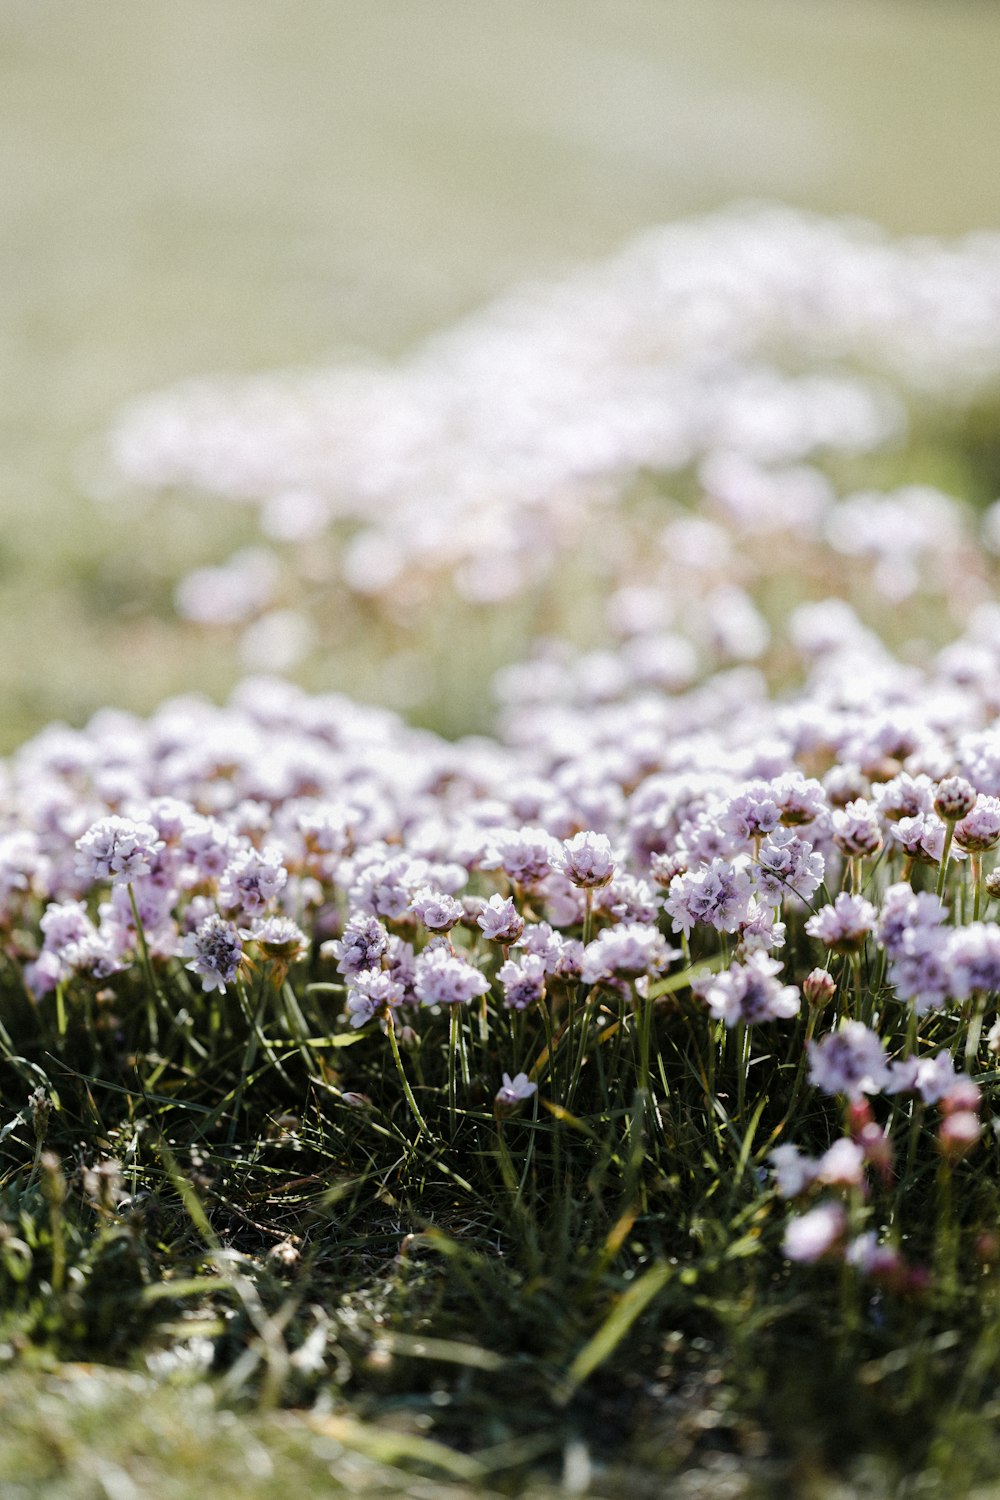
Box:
[181,914,244,994]
[75,816,164,887]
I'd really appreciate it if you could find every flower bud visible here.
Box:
[803,968,836,1009]
[934,776,978,822]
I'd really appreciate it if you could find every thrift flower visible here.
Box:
[808,1021,891,1101]
[182,915,244,994]
[783,1201,847,1264]
[701,952,799,1027]
[495,1072,537,1108]
[75,816,164,886]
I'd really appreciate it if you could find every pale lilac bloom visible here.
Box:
[808,1022,892,1101]
[877,883,947,957]
[580,922,675,984]
[29,899,123,991]
[409,887,464,932]
[832,799,882,858]
[476,893,525,943]
[541,872,585,927]
[665,858,754,937]
[75,815,164,886]
[815,1138,865,1187]
[496,1072,537,1107]
[414,946,490,1007]
[754,829,824,906]
[805,893,877,953]
[498,953,547,1011]
[595,875,661,924]
[888,925,953,1014]
[99,881,179,960]
[933,776,978,822]
[481,827,560,886]
[946,923,1000,1000]
[954,796,1000,852]
[327,914,388,977]
[346,968,405,1028]
[772,774,826,827]
[518,920,571,974]
[720,783,781,843]
[179,815,237,881]
[891,812,951,866]
[677,813,738,866]
[887,1050,967,1105]
[846,1234,905,1282]
[181,915,244,994]
[384,934,418,1000]
[783,1201,847,1264]
[873,773,934,823]
[769,1144,817,1198]
[218,845,288,917]
[701,952,799,1027]
[737,900,786,954]
[349,857,414,920]
[557,831,616,888]
[240,915,308,963]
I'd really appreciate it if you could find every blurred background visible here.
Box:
[2,0,1000,748]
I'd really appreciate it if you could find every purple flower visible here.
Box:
[476,893,525,943]
[345,968,405,1028]
[218,845,288,917]
[770,1144,817,1198]
[481,827,559,886]
[832,799,882,859]
[891,813,951,866]
[954,796,1000,853]
[701,952,799,1027]
[783,1201,847,1264]
[556,830,616,888]
[665,858,754,937]
[327,914,388,977]
[754,830,825,906]
[409,886,464,932]
[933,776,978,822]
[873,773,934,823]
[878,882,947,957]
[808,1022,891,1101]
[495,1072,537,1108]
[240,915,308,964]
[805,893,877,953]
[497,954,547,1011]
[414,946,490,1007]
[720,784,780,843]
[75,816,164,886]
[887,1050,968,1105]
[181,914,244,994]
[945,923,1000,1001]
[581,922,675,983]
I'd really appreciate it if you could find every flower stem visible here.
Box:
[386,1009,431,1140]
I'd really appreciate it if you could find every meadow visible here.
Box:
[7,5,1000,1497]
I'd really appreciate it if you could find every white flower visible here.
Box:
[496,1072,537,1107]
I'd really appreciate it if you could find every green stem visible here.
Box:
[386,1009,431,1140]
[127,882,161,1045]
[937,824,955,900]
[448,1006,459,1134]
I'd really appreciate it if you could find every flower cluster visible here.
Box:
[95,207,1000,705]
